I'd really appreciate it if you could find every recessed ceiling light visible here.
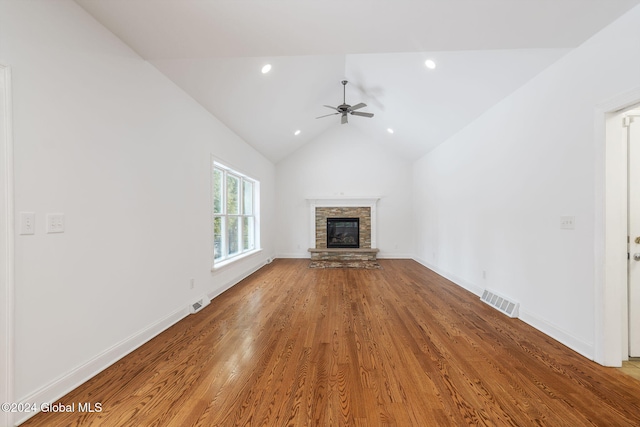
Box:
[425,59,436,70]
[294,130,301,136]
[387,128,394,134]
[261,64,272,74]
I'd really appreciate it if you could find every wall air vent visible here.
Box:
[481,289,519,318]
[189,296,210,314]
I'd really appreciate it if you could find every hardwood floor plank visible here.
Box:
[19,259,640,426]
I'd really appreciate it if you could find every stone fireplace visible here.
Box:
[306,197,379,266]
[314,207,371,249]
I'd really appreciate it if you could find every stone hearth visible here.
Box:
[308,259,382,269]
[308,247,379,261]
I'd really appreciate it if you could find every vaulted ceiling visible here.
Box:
[75,0,640,163]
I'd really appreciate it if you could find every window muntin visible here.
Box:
[213,162,258,265]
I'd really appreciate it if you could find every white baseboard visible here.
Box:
[412,257,595,361]
[208,257,269,301]
[518,309,594,361]
[377,253,414,259]
[412,257,483,296]
[15,306,189,425]
[276,253,309,259]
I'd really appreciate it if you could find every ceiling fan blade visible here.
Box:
[349,102,367,111]
[323,105,339,111]
[351,111,374,118]
[341,113,348,124]
[316,112,340,119]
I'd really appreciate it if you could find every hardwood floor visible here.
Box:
[620,358,640,381]
[21,259,640,426]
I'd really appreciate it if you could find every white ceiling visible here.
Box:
[75,0,640,163]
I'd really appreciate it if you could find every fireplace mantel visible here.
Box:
[306,197,379,249]
[305,197,380,206]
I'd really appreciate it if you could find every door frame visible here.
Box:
[626,110,640,357]
[595,87,640,366]
[0,63,15,427]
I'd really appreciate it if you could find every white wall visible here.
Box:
[413,5,640,359]
[0,0,275,416]
[276,125,413,258]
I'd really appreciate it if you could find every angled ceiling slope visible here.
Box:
[75,0,640,163]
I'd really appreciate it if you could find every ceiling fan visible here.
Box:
[316,80,374,124]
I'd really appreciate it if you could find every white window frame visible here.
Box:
[212,160,260,269]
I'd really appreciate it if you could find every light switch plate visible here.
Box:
[46,213,65,233]
[19,212,36,235]
[560,216,575,230]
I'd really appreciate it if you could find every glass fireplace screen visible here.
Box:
[327,217,360,248]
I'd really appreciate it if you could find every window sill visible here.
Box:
[212,248,263,271]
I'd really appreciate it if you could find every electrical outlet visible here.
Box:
[560,216,575,230]
[19,212,35,235]
[46,213,65,233]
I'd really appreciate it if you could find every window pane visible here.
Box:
[227,175,240,215]
[243,217,255,251]
[213,161,259,265]
[243,180,253,215]
[227,217,240,256]
[213,168,223,214]
[214,216,224,260]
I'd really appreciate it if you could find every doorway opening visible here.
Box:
[598,90,640,367]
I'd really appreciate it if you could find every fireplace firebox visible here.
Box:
[327,218,359,248]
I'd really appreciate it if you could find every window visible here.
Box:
[213,161,259,266]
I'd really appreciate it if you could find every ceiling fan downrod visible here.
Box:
[342,80,348,104]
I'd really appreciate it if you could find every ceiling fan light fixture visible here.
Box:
[261,64,272,74]
[425,59,436,70]
[316,80,374,124]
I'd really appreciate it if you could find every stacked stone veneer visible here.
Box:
[310,206,378,263]
[315,207,371,248]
